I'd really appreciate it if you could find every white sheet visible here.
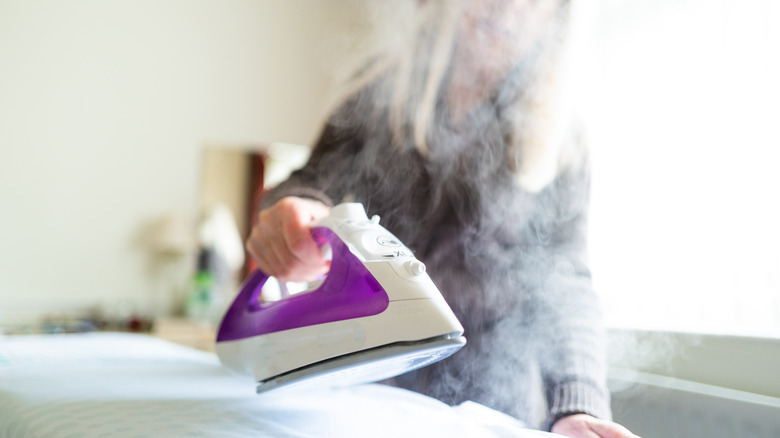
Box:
[0,333,559,437]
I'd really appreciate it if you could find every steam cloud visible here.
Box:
[269,0,679,427]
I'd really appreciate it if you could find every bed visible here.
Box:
[0,332,558,437]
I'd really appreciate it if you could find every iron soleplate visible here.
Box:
[256,334,466,395]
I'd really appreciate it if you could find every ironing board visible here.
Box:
[0,332,559,438]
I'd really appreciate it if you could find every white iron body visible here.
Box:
[216,203,465,393]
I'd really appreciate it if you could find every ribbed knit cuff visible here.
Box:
[260,187,334,211]
[543,380,612,431]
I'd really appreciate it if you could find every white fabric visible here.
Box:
[0,333,560,438]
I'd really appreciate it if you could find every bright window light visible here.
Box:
[579,0,780,337]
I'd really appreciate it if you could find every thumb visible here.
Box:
[589,418,641,438]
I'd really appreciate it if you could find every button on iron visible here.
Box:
[405,260,426,276]
[376,235,402,247]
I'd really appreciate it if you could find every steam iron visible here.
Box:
[216,202,466,394]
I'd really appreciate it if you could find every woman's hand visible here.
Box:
[246,196,331,282]
[551,414,640,438]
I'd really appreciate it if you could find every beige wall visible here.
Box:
[0,0,368,326]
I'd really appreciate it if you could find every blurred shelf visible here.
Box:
[153,317,217,353]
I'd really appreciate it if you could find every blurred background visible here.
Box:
[0,0,357,332]
[1,0,779,435]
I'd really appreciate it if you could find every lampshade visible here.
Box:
[150,213,196,255]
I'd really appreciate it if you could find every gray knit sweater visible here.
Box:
[261,83,611,429]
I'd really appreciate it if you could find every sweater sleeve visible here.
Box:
[260,107,364,211]
[528,146,612,430]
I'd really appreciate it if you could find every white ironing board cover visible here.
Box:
[0,333,560,438]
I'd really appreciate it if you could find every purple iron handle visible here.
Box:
[216,226,389,342]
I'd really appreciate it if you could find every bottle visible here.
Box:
[187,248,214,323]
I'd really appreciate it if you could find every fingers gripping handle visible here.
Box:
[243,226,332,309]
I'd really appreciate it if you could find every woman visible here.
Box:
[247,1,638,436]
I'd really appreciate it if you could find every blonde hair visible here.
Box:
[332,0,575,192]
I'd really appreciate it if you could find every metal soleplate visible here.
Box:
[256,334,466,395]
